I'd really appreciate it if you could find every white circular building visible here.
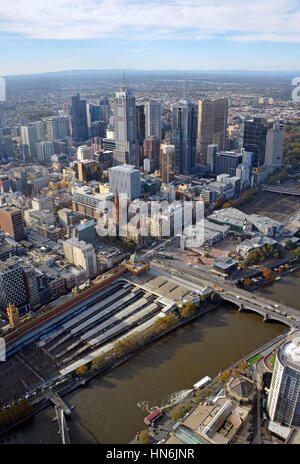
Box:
[268,330,300,427]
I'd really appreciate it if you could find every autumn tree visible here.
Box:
[262,267,275,280]
[239,361,248,373]
[76,365,88,376]
[220,370,231,383]
[232,367,240,377]
[180,303,196,319]
[138,429,151,444]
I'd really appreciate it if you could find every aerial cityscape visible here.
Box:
[0,0,300,449]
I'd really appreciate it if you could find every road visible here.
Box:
[149,260,300,326]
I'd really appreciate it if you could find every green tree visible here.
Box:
[180,303,196,318]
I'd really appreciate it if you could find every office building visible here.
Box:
[21,124,39,159]
[143,158,154,174]
[63,237,97,278]
[31,195,54,212]
[71,93,88,142]
[145,101,161,141]
[113,83,138,166]
[172,99,197,175]
[36,140,54,163]
[197,99,228,163]
[45,117,70,140]
[243,117,267,167]
[21,144,29,161]
[0,259,28,313]
[214,151,243,177]
[207,144,218,173]
[268,330,300,427]
[99,97,110,125]
[77,144,91,161]
[143,136,160,170]
[265,122,285,167]
[86,103,101,128]
[136,103,145,145]
[0,206,25,241]
[78,159,101,182]
[160,143,175,184]
[108,164,141,201]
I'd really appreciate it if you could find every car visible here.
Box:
[236,295,241,299]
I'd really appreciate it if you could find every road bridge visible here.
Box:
[149,264,300,328]
[262,185,300,196]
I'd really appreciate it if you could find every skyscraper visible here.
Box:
[21,124,39,159]
[243,117,267,167]
[108,165,141,201]
[160,144,175,184]
[71,93,88,142]
[265,122,285,167]
[45,116,70,140]
[136,103,145,145]
[197,98,228,163]
[145,101,162,141]
[113,82,138,166]
[171,99,197,175]
[36,141,54,163]
[267,330,300,427]
[99,97,110,125]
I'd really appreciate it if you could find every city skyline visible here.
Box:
[1,0,300,75]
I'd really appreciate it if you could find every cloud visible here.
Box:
[0,0,299,43]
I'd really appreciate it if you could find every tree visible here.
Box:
[284,239,294,250]
[76,365,88,376]
[180,303,196,319]
[262,267,275,280]
[138,429,151,444]
[232,367,240,377]
[172,405,184,423]
[184,402,193,413]
[220,370,231,383]
[239,361,247,373]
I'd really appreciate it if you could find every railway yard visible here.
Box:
[0,274,197,408]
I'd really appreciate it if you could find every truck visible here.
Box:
[193,376,212,390]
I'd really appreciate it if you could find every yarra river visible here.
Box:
[4,271,300,444]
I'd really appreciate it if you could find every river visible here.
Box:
[3,270,300,444]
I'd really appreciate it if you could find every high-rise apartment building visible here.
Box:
[71,93,89,142]
[113,84,138,166]
[197,98,228,163]
[267,330,300,427]
[171,99,197,175]
[99,97,110,125]
[108,164,141,201]
[243,117,267,167]
[145,101,161,141]
[0,206,25,241]
[265,122,285,167]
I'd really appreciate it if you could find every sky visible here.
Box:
[0,0,300,75]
